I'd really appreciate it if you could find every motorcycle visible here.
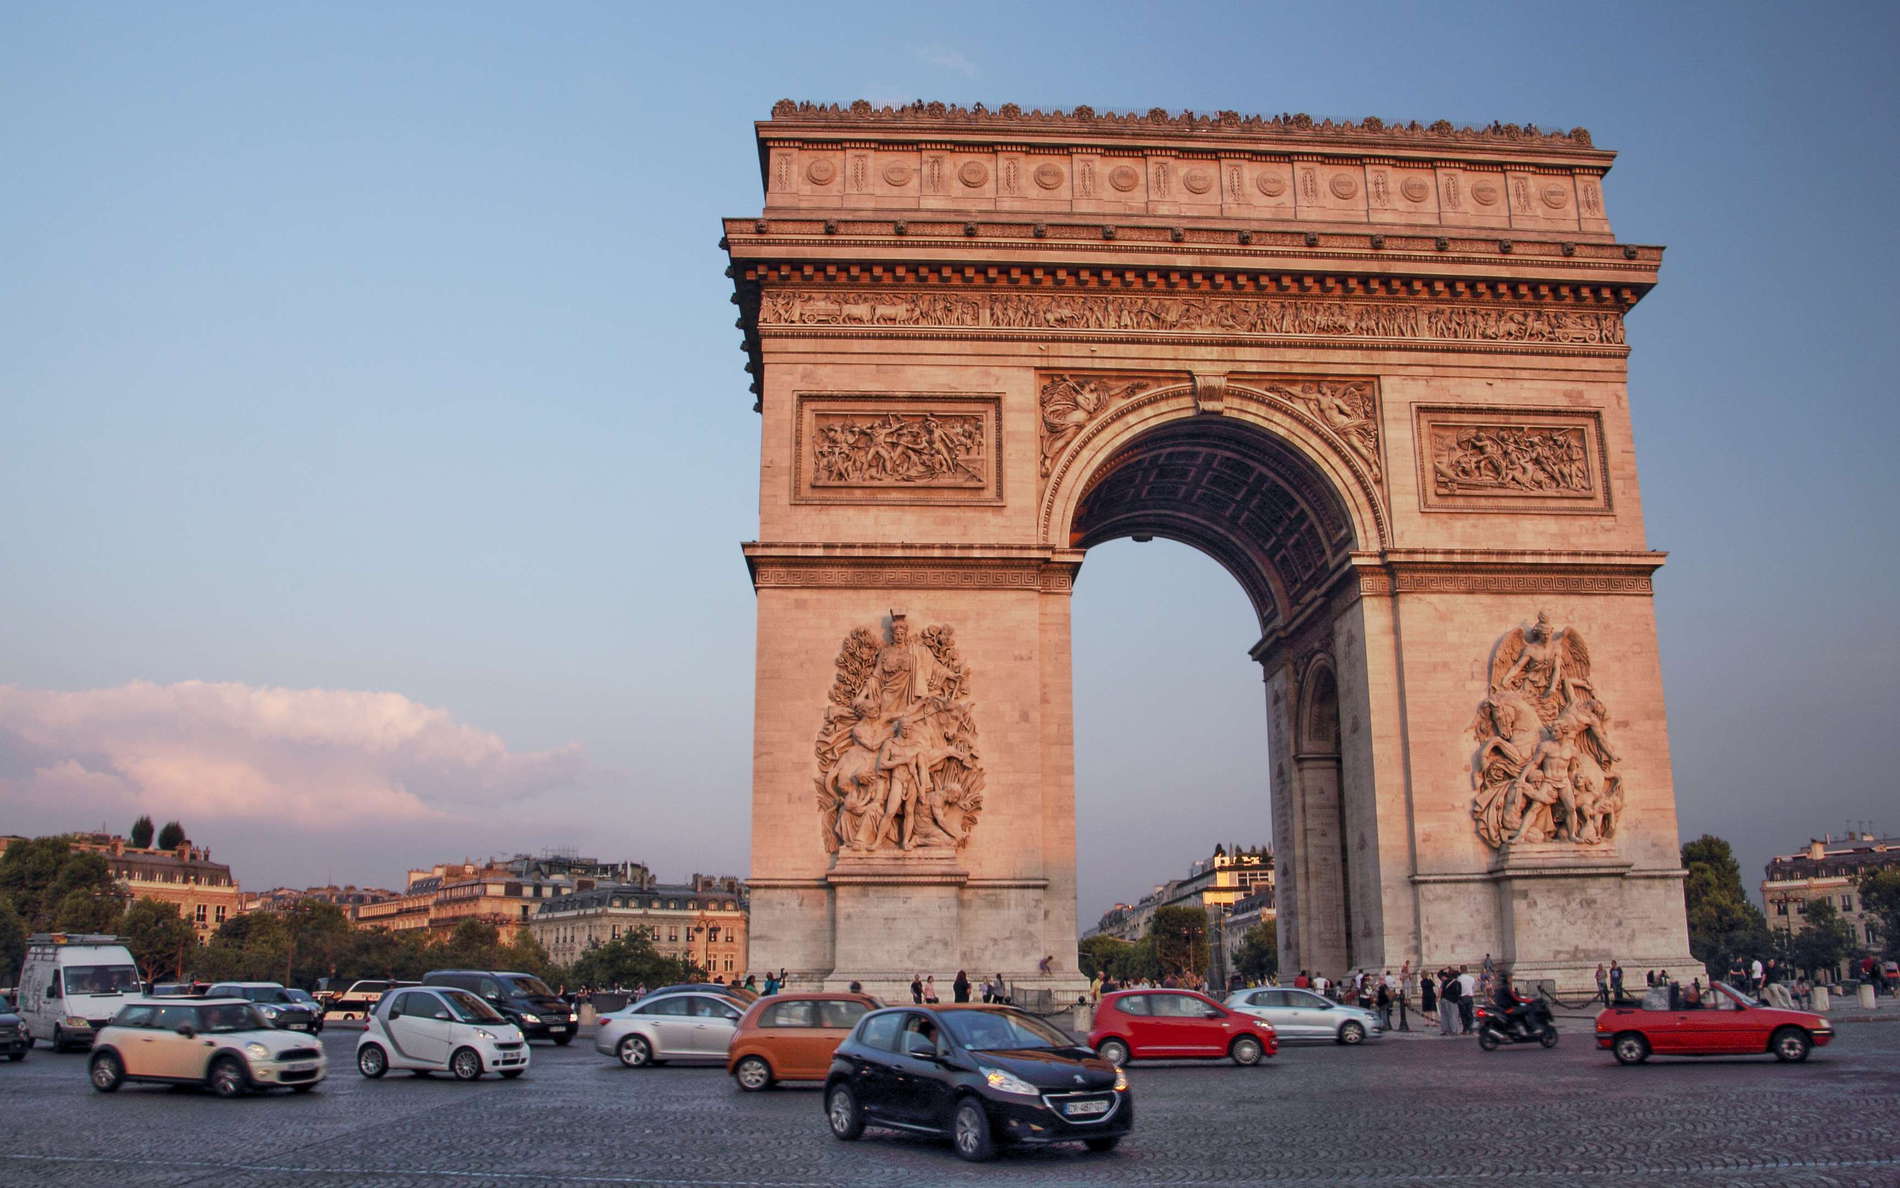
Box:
[1474,996,1559,1050]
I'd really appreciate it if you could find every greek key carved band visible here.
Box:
[753,565,1073,592]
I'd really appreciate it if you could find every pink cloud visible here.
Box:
[0,681,584,830]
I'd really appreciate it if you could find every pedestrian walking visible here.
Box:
[1088,971,1103,1002]
[1595,963,1609,1006]
[993,972,1009,1004]
[1375,980,1392,1028]
[1456,966,1477,1033]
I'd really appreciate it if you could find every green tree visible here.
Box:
[128,816,155,849]
[0,837,123,931]
[438,920,505,972]
[1790,899,1856,981]
[156,821,187,850]
[120,900,197,983]
[1078,934,1132,979]
[1234,919,1279,982]
[1148,905,1209,983]
[1858,868,1900,962]
[570,932,694,990]
[0,898,25,984]
[1681,835,1771,978]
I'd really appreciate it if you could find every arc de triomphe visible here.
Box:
[721,100,1697,994]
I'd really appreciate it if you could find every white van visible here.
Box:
[17,934,143,1051]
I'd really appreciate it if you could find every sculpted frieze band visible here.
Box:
[815,615,985,857]
[758,289,1625,348]
[1470,612,1623,850]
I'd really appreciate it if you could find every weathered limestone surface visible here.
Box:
[727,101,1696,997]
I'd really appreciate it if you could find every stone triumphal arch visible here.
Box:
[723,100,1697,994]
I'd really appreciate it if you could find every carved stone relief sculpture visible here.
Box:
[1470,612,1623,849]
[1430,424,1590,496]
[1256,379,1382,483]
[812,412,986,487]
[1038,373,1153,475]
[814,615,985,856]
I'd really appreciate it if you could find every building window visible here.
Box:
[708,927,720,942]
[1841,894,1853,911]
[1869,923,1881,944]
[214,905,226,923]
[194,904,207,923]
[668,929,678,943]
[612,926,620,939]
[1774,901,1788,916]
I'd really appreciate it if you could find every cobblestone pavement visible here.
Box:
[5,1020,1899,1187]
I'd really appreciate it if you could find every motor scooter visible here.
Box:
[1475,995,1559,1050]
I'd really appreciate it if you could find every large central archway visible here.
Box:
[728,100,1699,995]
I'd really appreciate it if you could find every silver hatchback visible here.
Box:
[1224,988,1384,1044]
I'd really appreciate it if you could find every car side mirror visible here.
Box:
[433,1010,453,1021]
[176,1025,197,1039]
[903,1033,939,1059]
[1203,1008,1224,1019]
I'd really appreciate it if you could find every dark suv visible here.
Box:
[421,970,577,1044]
[825,1004,1131,1162]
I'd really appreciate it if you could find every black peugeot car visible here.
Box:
[824,1004,1131,1161]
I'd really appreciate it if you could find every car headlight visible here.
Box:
[567,1013,578,1022]
[1113,1066,1129,1092]
[65,1016,91,1028]
[520,1013,541,1024]
[258,1005,280,1017]
[980,1065,1039,1097]
[245,1043,270,1061]
[475,1029,497,1041]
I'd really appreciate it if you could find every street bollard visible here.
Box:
[1859,983,1876,1010]
[1813,986,1830,1012]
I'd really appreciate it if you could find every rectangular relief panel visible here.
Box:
[794,394,1003,505]
[1413,405,1611,514]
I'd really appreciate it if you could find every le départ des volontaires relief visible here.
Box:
[815,615,984,857]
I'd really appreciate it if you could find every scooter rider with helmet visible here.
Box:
[1494,969,1532,1038]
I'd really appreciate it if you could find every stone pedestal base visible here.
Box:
[826,850,969,991]
[1489,844,1699,994]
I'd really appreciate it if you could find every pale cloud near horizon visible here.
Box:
[913,44,980,78]
[0,681,585,833]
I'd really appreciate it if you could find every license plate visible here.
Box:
[1064,1100,1109,1117]
[549,1026,568,1033]
[287,1063,316,1073]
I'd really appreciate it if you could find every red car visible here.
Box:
[1087,989,1276,1066]
[1594,982,1833,1065]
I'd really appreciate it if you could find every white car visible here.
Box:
[595,990,744,1068]
[88,998,327,1096]
[1224,987,1385,1044]
[356,986,529,1081]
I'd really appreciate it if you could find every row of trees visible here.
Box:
[1077,905,1278,987]
[127,816,188,851]
[0,836,706,993]
[1682,833,1897,981]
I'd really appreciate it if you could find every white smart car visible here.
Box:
[355,986,530,1081]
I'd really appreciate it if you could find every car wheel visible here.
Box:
[1230,1035,1263,1066]
[51,1025,66,1054]
[1476,1027,1500,1051]
[952,1098,996,1162]
[89,1051,124,1093]
[1771,1027,1812,1063]
[209,1056,248,1098]
[357,1043,389,1079]
[553,1032,574,1046]
[618,1034,653,1069]
[1538,1026,1560,1049]
[1085,1136,1122,1153]
[1096,1038,1130,1067]
[734,1055,774,1091]
[826,1084,864,1141]
[1611,1032,1649,1065]
[1338,1020,1366,1045]
[450,1046,484,1081]
[6,1052,22,1062]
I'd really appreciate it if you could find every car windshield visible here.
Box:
[64,965,141,995]
[506,976,556,998]
[238,986,294,1003]
[202,1003,270,1033]
[440,989,506,1023]
[941,1009,1075,1051]
[285,989,317,1006]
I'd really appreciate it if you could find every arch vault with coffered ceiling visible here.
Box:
[724,100,1696,995]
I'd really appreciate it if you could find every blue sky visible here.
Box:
[3,1,1896,922]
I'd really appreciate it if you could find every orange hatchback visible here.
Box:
[727,992,880,1091]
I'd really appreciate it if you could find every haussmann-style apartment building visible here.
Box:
[1761,831,1895,953]
[530,874,749,977]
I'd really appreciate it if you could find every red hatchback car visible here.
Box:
[1593,982,1834,1065]
[1088,989,1276,1066]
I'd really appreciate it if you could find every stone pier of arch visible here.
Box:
[723,101,1698,997]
